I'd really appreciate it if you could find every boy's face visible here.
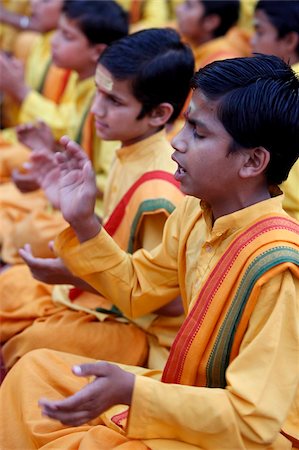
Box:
[171,89,245,203]
[176,0,207,44]
[51,14,97,73]
[251,9,287,59]
[30,0,62,32]
[91,64,157,146]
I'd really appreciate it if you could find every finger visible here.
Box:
[73,361,112,378]
[48,241,55,252]
[83,160,96,185]
[40,404,90,426]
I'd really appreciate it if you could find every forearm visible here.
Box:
[55,225,179,319]
[19,92,77,140]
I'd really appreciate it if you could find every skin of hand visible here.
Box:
[16,121,55,152]
[0,52,29,102]
[19,243,100,293]
[11,168,40,193]
[39,362,135,426]
[25,149,61,209]
[19,243,75,285]
[55,136,101,242]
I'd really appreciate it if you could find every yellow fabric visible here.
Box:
[53,194,299,449]
[116,0,169,30]
[279,62,299,221]
[192,26,252,70]
[0,130,184,370]
[0,0,31,53]
[0,195,297,449]
[238,0,257,32]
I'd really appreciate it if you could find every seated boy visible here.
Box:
[0,0,64,130]
[0,54,298,449]
[0,0,128,181]
[0,0,128,262]
[0,28,194,372]
[251,0,299,221]
[175,0,251,69]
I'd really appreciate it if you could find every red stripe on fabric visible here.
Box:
[104,171,179,237]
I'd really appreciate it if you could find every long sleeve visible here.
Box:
[55,203,183,318]
[18,90,78,141]
[127,271,299,449]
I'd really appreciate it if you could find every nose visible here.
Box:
[171,128,187,153]
[91,92,105,118]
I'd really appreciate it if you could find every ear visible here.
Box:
[239,147,270,179]
[202,14,221,35]
[148,103,174,127]
[90,43,107,63]
[282,31,299,55]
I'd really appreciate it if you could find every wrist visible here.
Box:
[72,214,101,243]
[12,84,30,103]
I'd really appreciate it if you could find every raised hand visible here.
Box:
[39,362,135,426]
[0,52,29,102]
[16,121,55,152]
[11,168,40,193]
[19,243,73,285]
[27,149,61,209]
[55,136,101,242]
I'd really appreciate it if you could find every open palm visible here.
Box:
[56,137,97,226]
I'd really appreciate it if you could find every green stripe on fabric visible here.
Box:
[74,96,94,145]
[127,198,176,253]
[206,246,299,388]
[37,58,52,93]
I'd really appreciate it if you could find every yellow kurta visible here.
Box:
[280,62,299,221]
[0,194,297,449]
[192,26,251,70]
[0,130,184,370]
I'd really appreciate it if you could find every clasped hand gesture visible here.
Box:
[39,362,135,426]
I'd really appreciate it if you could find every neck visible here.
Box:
[210,183,271,222]
[77,63,97,81]
[289,54,299,67]
[121,127,163,148]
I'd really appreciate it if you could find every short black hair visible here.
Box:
[201,0,240,37]
[191,54,299,185]
[62,0,128,46]
[99,28,195,122]
[255,0,299,56]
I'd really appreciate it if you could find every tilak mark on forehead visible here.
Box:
[96,66,113,91]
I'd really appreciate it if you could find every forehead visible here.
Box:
[95,64,139,102]
[253,9,277,32]
[188,89,230,135]
[189,89,218,120]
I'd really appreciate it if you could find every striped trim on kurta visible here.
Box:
[162,215,299,387]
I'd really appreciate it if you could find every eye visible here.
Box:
[192,127,204,139]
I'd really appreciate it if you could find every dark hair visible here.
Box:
[255,1,299,56]
[99,28,195,122]
[201,1,240,37]
[190,54,299,185]
[62,0,128,46]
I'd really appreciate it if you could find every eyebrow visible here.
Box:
[94,82,124,103]
[184,110,210,132]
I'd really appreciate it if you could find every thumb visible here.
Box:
[72,362,110,378]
